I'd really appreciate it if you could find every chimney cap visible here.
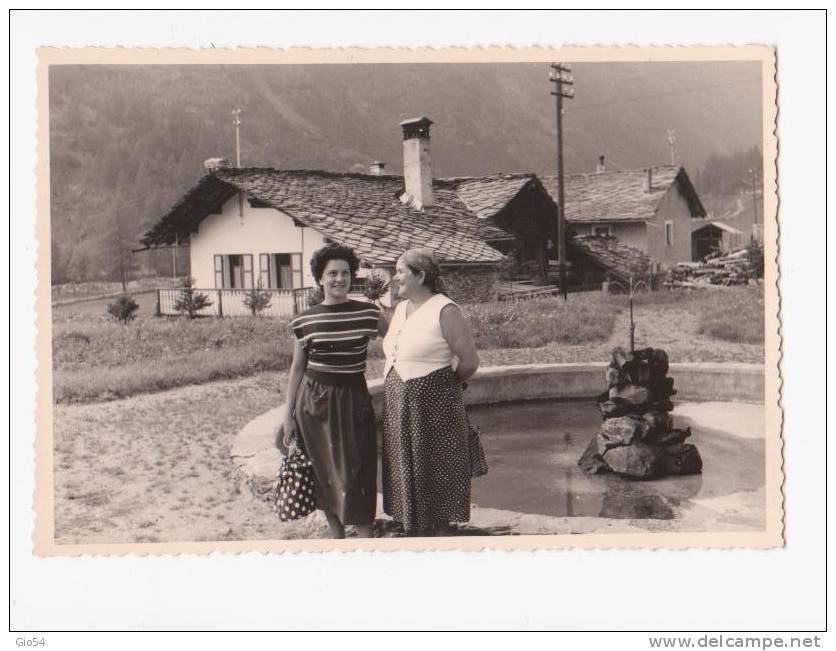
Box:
[400,116,433,140]
[204,157,230,172]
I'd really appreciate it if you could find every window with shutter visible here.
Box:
[243,254,254,289]
[291,253,303,289]
[259,254,270,289]
[214,255,223,288]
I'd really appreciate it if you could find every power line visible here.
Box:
[570,76,762,111]
[588,61,751,83]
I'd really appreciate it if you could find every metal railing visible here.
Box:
[156,287,315,318]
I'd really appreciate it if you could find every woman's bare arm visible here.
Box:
[279,338,308,454]
[439,303,479,381]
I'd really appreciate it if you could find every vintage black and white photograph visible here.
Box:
[35,46,780,554]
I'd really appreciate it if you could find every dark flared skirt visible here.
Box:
[382,366,471,533]
[294,374,377,525]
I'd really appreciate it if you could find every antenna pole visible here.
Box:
[233,108,242,168]
[667,129,676,166]
[233,108,244,219]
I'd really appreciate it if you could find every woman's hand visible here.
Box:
[440,303,479,381]
[278,416,297,456]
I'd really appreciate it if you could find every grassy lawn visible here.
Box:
[464,293,619,348]
[53,315,295,403]
[52,286,764,404]
[694,286,765,344]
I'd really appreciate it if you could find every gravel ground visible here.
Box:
[51,372,329,545]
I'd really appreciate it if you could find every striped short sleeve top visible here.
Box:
[290,299,381,384]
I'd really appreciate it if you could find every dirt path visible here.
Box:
[52,290,158,317]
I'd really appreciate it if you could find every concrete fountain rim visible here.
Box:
[231,361,765,495]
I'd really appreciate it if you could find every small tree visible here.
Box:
[308,286,324,306]
[242,280,272,317]
[173,277,213,319]
[363,271,391,306]
[106,293,139,324]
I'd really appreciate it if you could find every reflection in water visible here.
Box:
[467,400,759,520]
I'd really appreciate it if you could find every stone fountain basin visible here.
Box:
[231,363,764,505]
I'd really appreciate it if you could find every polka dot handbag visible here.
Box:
[275,449,317,522]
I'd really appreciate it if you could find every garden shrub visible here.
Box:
[106,294,139,323]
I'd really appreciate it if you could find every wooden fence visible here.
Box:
[156,287,315,318]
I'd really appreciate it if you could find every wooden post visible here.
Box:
[292,289,299,317]
[155,289,161,317]
[217,290,223,318]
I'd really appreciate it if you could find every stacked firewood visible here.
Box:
[578,347,702,479]
[665,249,755,288]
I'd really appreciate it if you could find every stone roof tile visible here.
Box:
[542,166,705,224]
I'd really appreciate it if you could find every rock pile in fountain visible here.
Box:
[578,347,702,479]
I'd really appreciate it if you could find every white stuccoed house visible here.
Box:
[142,117,558,316]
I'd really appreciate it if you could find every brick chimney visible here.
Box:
[400,116,433,209]
[644,168,653,193]
[596,155,606,174]
[369,160,385,176]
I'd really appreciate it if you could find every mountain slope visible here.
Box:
[48,61,764,281]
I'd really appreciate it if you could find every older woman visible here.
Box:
[381,248,480,536]
[282,243,387,539]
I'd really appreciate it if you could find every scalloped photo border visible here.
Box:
[32,45,781,555]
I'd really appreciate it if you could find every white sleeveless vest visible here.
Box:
[383,293,459,381]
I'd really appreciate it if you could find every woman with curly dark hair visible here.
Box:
[281,243,388,538]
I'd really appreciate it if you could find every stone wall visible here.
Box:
[441,264,498,303]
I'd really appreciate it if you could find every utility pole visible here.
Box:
[667,129,677,166]
[749,167,759,243]
[549,62,574,300]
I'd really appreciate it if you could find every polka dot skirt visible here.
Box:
[382,365,471,534]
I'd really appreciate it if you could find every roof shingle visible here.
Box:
[542,165,705,224]
[569,234,652,282]
[143,168,511,266]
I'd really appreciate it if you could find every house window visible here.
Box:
[665,221,674,247]
[259,253,303,289]
[350,276,369,295]
[214,254,254,289]
[592,225,612,237]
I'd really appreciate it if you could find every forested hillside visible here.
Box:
[48,61,764,282]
